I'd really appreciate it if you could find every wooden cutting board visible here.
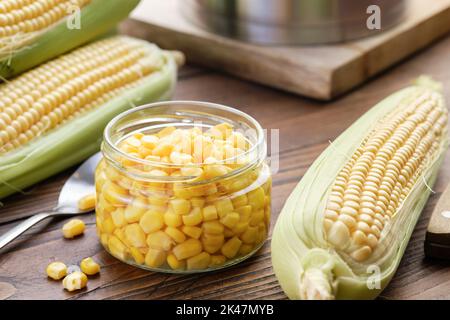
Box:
[123,0,450,100]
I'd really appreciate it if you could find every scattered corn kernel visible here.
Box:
[62,219,85,239]
[46,262,67,280]
[80,257,100,276]
[62,271,88,292]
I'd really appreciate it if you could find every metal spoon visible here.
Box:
[0,152,101,250]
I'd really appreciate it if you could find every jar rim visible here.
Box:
[102,100,266,183]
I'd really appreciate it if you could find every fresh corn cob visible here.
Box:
[0,35,180,199]
[271,77,448,300]
[0,0,140,79]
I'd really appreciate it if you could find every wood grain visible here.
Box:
[1,28,450,300]
[124,0,450,100]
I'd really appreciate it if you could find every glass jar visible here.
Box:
[95,101,271,273]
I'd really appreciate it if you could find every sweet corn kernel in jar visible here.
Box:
[96,102,271,272]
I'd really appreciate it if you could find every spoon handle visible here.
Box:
[0,213,52,250]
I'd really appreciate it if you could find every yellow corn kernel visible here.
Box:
[170,198,191,215]
[202,234,225,254]
[202,221,224,235]
[239,244,254,256]
[146,230,174,251]
[152,142,173,157]
[164,209,183,227]
[78,193,96,211]
[236,205,252,222]
[124,197,147,223]
[141,135,159,149]
[204,164,229,179]
[100,233,109,247]
[103,217,115,234]
[148,194,169,207]
[187,252,211,270]
[182,207,203,226]
[130,247,145,265]
[202,205,218,221]
[240,226,258,244]
[139,210,164,233]
[113,228,127,245]
[210,255,227,267]
[215,198,234,218]
[221,236,242,258]
[191,197,205,208]
[124,223,147,248]
[173,239,202,260]
[111,208,126,227]
[167,254,186,270]
[46,262,67,280]
[102,181,128,205]
[181,226,203,239]
[250,210,265,227]
[224,227,234,238]
[247,187,265,210]
[165,227,186,243]
[62,271,88,292]
[97,196,115,215]
[232,221,249,235]
[231,194,248,208]
[62,219,85,239]
[108,235,128,260]
[220,212,240,229]
[80,257,100,276]
[145,249,167,268]
[157,126,176,138]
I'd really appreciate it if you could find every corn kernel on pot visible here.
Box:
[96,101,271,272]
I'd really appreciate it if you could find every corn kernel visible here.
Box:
[215,198,234,217]
[231,194,248,208]
[240,226,258,244]
[239,244,254,256]
[236,205,252,222]
[181,226,203,239]
[165,227,186,243]
[187,252,211,270]
[46,262,67,280]
[146,231,174,251]
[210,255,227,267]
[247,187,265,210]
[204,164,229,179]
[224,227,234,238]
[152,142,173,157]
[191,197,205,208]
[108,235,128,260]
[124,223,147,248]
[167,254,186,270]
[202,233,225,254]
[124,197,147,223]
[62,219,85,239]
[157,126,176,138]
[173,239,202,260]
[62,271,88,292]
[103,217,115,234]
[233,221,249,235]
[102,181,128,205]
[182,207,203,226]
[111,208,126,227]
[78,193,96,211]
[145,249,167,268]
[100,233,109,247]
[221,236,242,258]
[80,257,100,276]
[170,198,191,215]
[202,205,218,221]
[141,135,159,148]
[164,209,183,227]
[250,210,265,227]
[202,221,224,234]
[139,210,164,233]
[220,212,240,229]
[113,228,127,244]
[130,247,145,265]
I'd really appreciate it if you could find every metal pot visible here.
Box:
[181,0,407,45]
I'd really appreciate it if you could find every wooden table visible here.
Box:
[1,29,450,301]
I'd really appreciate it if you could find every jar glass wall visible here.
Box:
[95,101,271,273]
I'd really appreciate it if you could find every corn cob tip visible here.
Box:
[412,75,443,92]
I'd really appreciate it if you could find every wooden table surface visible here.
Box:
[1,29,450,301]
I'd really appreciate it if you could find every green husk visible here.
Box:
[0,43,178,199]
[0,0,140,79]
[271,80,448,300]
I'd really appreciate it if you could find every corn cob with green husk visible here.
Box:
[0,0,141,79]
[271,77,448,300]
[0,35,181,199]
